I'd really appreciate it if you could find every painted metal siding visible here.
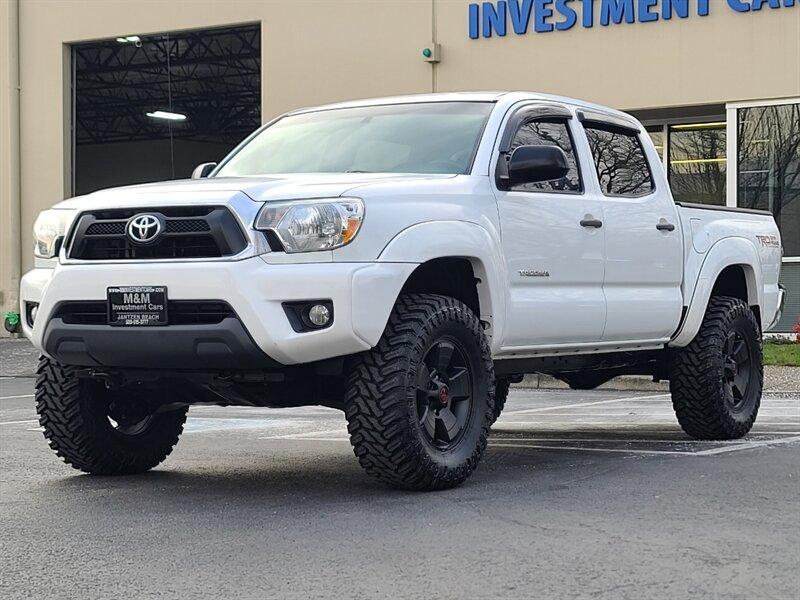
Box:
[772,262,800,333]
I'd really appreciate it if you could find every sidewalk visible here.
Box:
[1,336,798,391]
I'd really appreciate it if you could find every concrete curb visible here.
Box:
[515,367,799,393]
[514,373,669,392]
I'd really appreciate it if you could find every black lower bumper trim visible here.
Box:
[42,318,283,370]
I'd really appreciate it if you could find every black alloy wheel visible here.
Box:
[345,294,495,490]
[416,338,473,450]
[670,296,763,440]
[36,357,188,474]
[721,325,755,412]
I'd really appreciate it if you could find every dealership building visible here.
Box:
[0,0,798,333]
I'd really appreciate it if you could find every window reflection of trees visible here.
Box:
[510,121,581,193]
[738,104,800,257]
[585,127,653,197]
[668,126,726,206]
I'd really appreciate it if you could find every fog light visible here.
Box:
[30,306,38,324]
[308,304,331,327]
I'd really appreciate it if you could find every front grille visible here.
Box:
[54,301,236,325]
[165,219,210,233]
[85,222,125,236]
[68,206,247,260]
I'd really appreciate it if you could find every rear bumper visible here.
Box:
[21,257,416,367]
[767,284,786,331]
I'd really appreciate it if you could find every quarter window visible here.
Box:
[584,125,654,197]
[509,120,582,193]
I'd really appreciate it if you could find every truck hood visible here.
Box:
[54,173,456,209]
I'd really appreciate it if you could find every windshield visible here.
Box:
[215,102,493,177]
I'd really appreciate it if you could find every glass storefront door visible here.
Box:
[736,103,800,257]
[734,100,800,333]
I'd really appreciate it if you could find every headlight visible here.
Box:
[254,198,364,253]
[33,209,76,259]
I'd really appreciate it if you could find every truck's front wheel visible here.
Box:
[669,296,763,440]
[35,357,188,475]
[344,294,494,490]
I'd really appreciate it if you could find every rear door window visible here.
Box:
[584,125,654,197]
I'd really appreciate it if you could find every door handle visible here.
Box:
[580,219,603,229]
[656,222,676,232]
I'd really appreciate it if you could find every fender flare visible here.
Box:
[377,220,507,352]
[670,237,763,347]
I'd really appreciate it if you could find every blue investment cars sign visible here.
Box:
[468,0,797,38]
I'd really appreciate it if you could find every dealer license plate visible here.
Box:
[107,286,168,326]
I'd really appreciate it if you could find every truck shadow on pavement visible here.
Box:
[42,422,797,504]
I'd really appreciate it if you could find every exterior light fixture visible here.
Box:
[422,43,441,63]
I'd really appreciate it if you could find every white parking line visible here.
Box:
[491,433,800,443]
[497,421,800,427]
[490,434,800,456]
[259,429,346,440]
[504,393,671,415]
[0,394,35,400]
[0,419,39,426]
[692,435,800,455]
[490,443,691,456]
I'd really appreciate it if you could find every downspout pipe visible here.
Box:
[1,0,22,334]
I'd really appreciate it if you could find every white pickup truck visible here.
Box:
[21,92,785,490]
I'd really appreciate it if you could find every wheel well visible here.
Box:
[711,264,761,327]
[401,258,480,316]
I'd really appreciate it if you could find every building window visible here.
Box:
[584,126,654,197]
[668,122,727,206]
[645,126,665,162]
[72,24,261,195]
[733,99,800,333]
[737,102,800,258]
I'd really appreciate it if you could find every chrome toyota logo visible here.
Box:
[126,214,162,244]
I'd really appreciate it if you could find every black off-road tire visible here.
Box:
[36,357,188,475]
[493,377,511,423]
[344,294,495,491]
[670,296,763,440]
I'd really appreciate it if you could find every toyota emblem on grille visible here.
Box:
[126,214,162,244]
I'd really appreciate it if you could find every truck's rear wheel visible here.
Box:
[35,357,188,475]
[493,377,511,423]
[344,294,494,490]
[669,296,763,440]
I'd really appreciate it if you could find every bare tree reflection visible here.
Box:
[668,126,726,205]
[510,121,581,192]
[738,104,800,256]
[585,126,653,196]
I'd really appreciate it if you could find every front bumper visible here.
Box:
[21,257,416,367]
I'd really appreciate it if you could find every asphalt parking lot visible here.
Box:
[1,375,798,600]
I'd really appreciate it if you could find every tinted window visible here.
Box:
[509,120,581,193]
[584,126,654,197]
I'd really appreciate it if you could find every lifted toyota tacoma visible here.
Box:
[21,92,785,490]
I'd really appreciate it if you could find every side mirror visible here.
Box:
[498,145,570,189]
[191,162,217,179]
